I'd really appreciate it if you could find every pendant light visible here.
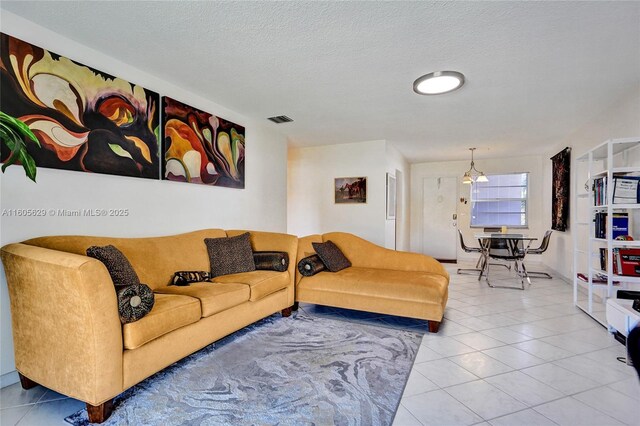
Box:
[462,148,488,184]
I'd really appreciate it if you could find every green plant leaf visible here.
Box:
[0,111,40,147]
[19,149,37,182]
[1,137,24,172]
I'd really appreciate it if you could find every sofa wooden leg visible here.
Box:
[292,302,299,311]
[281,307,293,317]
[428,321,441,333]
[87,399,114,424]
[18,373,38,390]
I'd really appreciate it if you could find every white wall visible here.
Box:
[287,140,390,246]
[410,155,544,262]
[541,90,640,280]
[0,11,288,385]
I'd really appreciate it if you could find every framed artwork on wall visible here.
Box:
[335,177,367,204]
[551,147,571,231]
[0,33,160,179]
[386,173,396,220]
[162,96,245,188]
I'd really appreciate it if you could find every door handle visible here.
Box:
[453,214,457,220]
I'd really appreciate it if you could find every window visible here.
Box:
[470,172,529,228]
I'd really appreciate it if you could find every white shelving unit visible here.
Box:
[573,137,640,326]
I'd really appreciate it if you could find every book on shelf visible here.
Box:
[600,247,640,276]
[593,212,629,239]
[592,175,640,205]
[617,248,640,276]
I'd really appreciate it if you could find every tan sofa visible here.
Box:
[295,232,449,332]
[0,229,297,423]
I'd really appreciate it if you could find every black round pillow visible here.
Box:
[117,284,154,324]
[298,254,327,277]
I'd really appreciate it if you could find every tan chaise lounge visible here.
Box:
[0,229,297,423]
[296,232,450,332]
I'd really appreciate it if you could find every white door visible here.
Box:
[423,177,458,260]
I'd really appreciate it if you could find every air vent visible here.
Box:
[267,115,293,124]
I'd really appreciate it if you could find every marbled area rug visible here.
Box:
[65,311,421,426]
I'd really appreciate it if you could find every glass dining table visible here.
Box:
[474,233,538,290]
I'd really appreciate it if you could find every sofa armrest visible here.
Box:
[226,230,298,306]
[0,243,123,405]
[322,232,449,280]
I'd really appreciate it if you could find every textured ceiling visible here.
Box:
[2,1,639,162]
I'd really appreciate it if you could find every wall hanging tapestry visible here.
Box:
[551,147,571,231]
[162,96,245,188]
[0,33,160,179]
[335,176,367,203]
[65,312,420,426]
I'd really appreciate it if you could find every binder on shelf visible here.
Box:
[613,176,640,204]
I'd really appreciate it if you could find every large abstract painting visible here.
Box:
[0,33,160,179]
[162,96,245,188]
[551,147,571,231]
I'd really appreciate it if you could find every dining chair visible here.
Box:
[457,229,484,275]
[522,230,553,279]
[486,234,528,289]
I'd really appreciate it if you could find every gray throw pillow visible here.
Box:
[312,240,351,272]
[205,232,256,277]
[86,245,141,287]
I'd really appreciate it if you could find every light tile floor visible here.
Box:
[1,263,638,425]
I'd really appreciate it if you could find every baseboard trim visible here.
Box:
[1,370,19,388]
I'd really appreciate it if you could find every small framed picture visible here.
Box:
[335,177,367,204]
[386,173,396,219]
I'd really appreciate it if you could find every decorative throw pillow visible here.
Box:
[312,240,351,272]
[86,245,141,287]
[87,245,153,323]
[253,251,289,272]
[172,271,211,286]
[117,284,154,324]
[204,232,256,277]
[298,254,326,277]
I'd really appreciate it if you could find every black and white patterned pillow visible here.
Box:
[86,245,140,287]
[312,240,351,272]
[204,233,256,277]
[172,271,211,286]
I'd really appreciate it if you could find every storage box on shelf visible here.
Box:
[573,137,640,326]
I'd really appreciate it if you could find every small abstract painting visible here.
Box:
[0,33,160,179]
[162,96,245,188]
[551,147,571,231]
[335,177,367,204]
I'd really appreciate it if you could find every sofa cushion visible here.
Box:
[297,267,448,304]
[205,232,256,277]
[123,293,201,350]
[155,282,250,317]
[312,240,351,272]
[212,271,289,301]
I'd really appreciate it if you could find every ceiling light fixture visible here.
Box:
[413,71,465,95]
[462,148,488,184]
